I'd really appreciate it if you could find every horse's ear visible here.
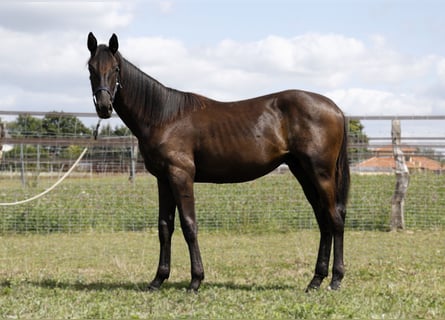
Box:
[109,33,119,55]
[87,32,97,56]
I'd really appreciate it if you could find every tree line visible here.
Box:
[0,113,132,163]
[5,113,130,138]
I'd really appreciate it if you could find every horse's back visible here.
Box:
[209,89,345,130]
[190,89,344,183]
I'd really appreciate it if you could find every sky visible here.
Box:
[0,0,444,137]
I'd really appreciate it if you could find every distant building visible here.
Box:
[353,145,443,173]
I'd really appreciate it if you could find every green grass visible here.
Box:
[0,230,443,319]
[1,172,444,233]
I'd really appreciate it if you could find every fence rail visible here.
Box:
[1,112,444,233]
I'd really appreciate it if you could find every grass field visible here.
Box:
[1,172,444,233]
[0,230,443,319]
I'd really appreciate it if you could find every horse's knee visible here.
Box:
[328,206,345,233]
[336,203,347,221]
[158,219,174,242]
[180,216,198,241]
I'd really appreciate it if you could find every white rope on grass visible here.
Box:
[0,147,88,206]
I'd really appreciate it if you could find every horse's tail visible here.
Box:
[335,116,350,218]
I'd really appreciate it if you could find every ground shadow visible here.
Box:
[204,281,297,291]
[2,278,297,292]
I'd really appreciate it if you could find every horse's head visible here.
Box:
[87,32,120,119]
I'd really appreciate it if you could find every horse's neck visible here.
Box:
[114,60,161,138]
[114,56,203,138]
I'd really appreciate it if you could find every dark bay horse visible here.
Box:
[87,33,350,292]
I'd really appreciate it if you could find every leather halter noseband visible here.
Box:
[92,69,121,106]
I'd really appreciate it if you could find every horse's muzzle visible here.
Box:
[95,103,113,119]
[93,90,113,119]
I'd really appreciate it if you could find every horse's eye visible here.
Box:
[89,69,98,80]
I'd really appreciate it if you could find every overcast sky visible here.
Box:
[0,0,444,136]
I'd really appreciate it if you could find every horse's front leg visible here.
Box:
[168,166,204,292]
[149,179,176,290]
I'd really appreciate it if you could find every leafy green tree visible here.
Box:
[0,120,4,139]
[42,112,91,137]
[7,113,91,160]
[348,119,370,163]
[99,123,131,136]
[63,145,85,159]
[113,125,131,136]
[8,114,43,137]
[0,121,4,155]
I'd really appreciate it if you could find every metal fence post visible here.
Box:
[129,135,137,183]
[20,143,26,187]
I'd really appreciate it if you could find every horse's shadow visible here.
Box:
[4,278,296,292]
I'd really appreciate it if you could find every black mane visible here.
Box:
[117,53,205,126]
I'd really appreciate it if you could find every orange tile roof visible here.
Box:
[356,156,443,171]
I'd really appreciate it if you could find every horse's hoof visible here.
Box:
[305,284,320,293]
[328,280,341,291]
[305,276,323,292]
[187,278,202,293]
[147,284,159,292]
[147,279,162,291]
[187,287,199,294]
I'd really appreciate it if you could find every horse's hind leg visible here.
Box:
[330,202,346,290]
[287,157,344,290]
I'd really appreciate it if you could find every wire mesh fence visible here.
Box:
[1,112,444,233]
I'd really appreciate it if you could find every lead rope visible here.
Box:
[0,148,88,206]
[93,119,102,140]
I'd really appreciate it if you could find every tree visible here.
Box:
[63,145,85,159]
[8,114,43,137]
[0,121,4,158]
[348,119,370,163]
[42,112,91,137]
[7,113,92,160]
[0,120,4,140]
[99,123,131,136]
[113,125,131,136]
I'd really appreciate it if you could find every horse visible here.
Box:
[87,33,350,292]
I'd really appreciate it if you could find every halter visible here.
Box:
[92,68,121,139]
[92,68,121,107]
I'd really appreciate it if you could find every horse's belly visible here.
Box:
[194,157,283,183]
